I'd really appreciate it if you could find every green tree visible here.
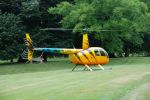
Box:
[0,0,22,14]
[0,13,24,62]
[19,0,74,61]
[20,0,41,31]
[139,0,150,56]
[48,0,149,57]
[141,0,150,11]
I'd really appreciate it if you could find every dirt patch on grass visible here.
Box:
[112,72,150,84]
[121,83,150,100]
[130,83,150,100]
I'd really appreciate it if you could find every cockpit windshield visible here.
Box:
[95,49,101,56]
[94,48,108,57]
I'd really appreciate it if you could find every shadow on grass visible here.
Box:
[0,57,149,75]
[0,61,74,75]
[0,62,18,66]
[0,61,113,75]
[68,65,113,73]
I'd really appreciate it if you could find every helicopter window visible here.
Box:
[95,49,101,56]
[100,50,106,56]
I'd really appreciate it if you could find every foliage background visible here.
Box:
[0,0,150,61]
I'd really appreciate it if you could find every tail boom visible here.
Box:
[34,48,82,54]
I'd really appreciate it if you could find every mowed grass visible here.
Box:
[0,57,150,100]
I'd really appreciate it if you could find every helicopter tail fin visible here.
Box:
[24,33,34,62]
[82,33,89,49]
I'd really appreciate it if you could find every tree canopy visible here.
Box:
[0,0,150,61]
[48,0,150,56]
[0,13,24,62]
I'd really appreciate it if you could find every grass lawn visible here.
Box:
[0,57,150,100]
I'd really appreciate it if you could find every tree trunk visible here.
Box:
[43,52,47,62]
[109,53,117,58]
[73,33,82,48]
[17,55,27,63]
[125,51,129,57]
[124,47,130,57]
[10,58,13,63]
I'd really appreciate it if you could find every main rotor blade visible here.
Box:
[40,28,77,31]
[88,30,121,32]
[40,28,121,32]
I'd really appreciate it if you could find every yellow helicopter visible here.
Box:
[22,28,110,71]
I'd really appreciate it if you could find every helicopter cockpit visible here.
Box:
[94,48,108,57]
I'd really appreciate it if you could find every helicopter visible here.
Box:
[21,28,111,71]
